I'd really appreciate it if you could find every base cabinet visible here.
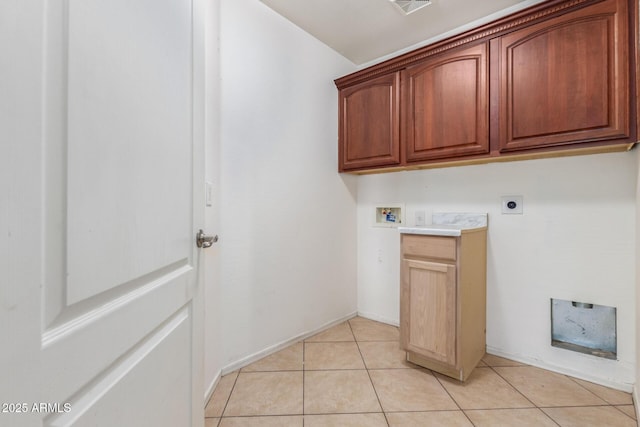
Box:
[400,232,487,381]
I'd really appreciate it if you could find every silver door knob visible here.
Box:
[196,229,218,248]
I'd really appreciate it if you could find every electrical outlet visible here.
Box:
[501,195,523,214]
[415,210,426,226]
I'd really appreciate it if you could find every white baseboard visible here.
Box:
[204,370,221,406]
[486,345,633,393]
[356,310,399,327]
[219,311,358,376]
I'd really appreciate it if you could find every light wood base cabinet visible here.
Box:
[400,231,487,381]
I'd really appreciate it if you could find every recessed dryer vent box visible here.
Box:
[551,298,616,360]
[374,204,404,227]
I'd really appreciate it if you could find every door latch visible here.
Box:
[196,229,218,248]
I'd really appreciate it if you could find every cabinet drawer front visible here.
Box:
[402,235,456,261]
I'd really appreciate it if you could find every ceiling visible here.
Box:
[260,0,546,66]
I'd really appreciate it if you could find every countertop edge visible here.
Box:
[398,225,487,237]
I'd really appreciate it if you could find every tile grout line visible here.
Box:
[431,369,478,427]
[565,374,616,406]
[491,363,636,425]
[538,405,638,427]
[489,365,561,427]
[611,404,639,422]
[349,318,391,427]
[358,348,392,427]
[564,372,638,421]
[486,365,538,408]
[302,339,305,426]
[539,404,637,409]
[212,370,241,426]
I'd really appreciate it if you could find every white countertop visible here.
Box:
[398,213,488,236]
[398,224,486,236]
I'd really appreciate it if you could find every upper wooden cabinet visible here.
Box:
[334,0,637,174]
[404,43,489,162]
[338,72,400,171]
[495,0,630,152]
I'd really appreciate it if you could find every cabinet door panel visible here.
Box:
[405,43,488,161]
[401,259,457,366]
[497,0,629,152]
[339,72,400,171]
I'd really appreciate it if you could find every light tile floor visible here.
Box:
[205,317,637,426]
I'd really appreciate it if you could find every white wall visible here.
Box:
[214,0,357,373]
[357,151,637,389]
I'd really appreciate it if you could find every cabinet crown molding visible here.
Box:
[335,0,601,89]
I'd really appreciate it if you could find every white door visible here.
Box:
[1,0,206,426]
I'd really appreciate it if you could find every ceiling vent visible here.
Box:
[389,0,432,15]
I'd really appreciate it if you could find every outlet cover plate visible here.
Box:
[501,195,523,214]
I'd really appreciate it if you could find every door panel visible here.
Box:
[47,308,192,427]
[64,0,192,305]
[41,271,192,406]
[3,0,205,425]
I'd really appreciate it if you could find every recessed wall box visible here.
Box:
[551,298,616,360]
[374,204,404,227]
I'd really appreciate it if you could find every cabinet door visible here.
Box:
[404,43,488,161]
[401,259,457,367]
[495,0,629,152]
[339,72,401,171]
